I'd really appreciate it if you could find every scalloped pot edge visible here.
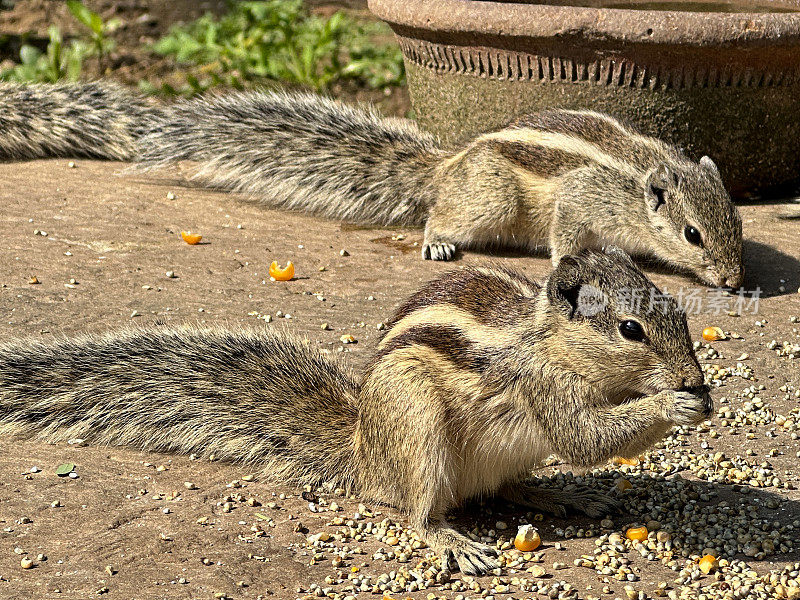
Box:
[398,38,799,90]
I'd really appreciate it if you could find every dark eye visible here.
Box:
[684,225,702,246]
[619,320,645,342]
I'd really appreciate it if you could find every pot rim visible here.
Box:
[368,0,800,46]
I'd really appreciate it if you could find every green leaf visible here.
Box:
[105,18,122,34]
[301,45,314,80]
[19,45,41,66]
[89,12,104,35]
[65,40,87,81]
[47,25,63,44]
[159,82,179,96]
[66,0,93,28]
[55,463,75,476]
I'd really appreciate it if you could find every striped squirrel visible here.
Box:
[0,248,712,575]
[0,82,743,287]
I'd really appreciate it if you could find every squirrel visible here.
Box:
[0,81,743,287]
[0,248,713,575]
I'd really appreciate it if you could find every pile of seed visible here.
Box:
[767,340,800,360]
[276,454,798,600]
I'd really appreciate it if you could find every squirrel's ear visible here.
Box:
[700,155,720,176]
[546,255,583,319]
[645,163,673,212]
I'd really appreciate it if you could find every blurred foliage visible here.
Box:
[0,25,88,82]
[0,0,405,95]
[143,0,405,96]
[66,0,120,65]
[0,0,119,82]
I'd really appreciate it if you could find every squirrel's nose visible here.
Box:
[723,266,744,290]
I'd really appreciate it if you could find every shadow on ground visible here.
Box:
[454,471,800,565]
[743,239,800,298]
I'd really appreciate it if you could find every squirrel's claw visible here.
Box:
[659,389,714,425]
[423,520,500,575]
[422,241,457,261]
[449,541,500,575]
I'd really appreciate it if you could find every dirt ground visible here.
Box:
[0,158,798,600]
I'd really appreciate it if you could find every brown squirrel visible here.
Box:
[0,82,743,287]
[0,248,712,574]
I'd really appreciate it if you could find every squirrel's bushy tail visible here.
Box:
[0,326,360,488]
[137,90,443,225]
[0,81,161,161]
[0,82,443,225]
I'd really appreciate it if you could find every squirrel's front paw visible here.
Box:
[660,388,713,425]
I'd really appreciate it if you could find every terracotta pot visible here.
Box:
[368,0,800,195]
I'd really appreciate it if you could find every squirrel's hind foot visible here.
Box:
[424,520,499,575]
[501,482,619,519]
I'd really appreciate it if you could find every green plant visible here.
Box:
[0,26,88,83]
[148,0,405,95]
[0,0,120,83]
[66,0,120,66]
[340,21,405,89]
